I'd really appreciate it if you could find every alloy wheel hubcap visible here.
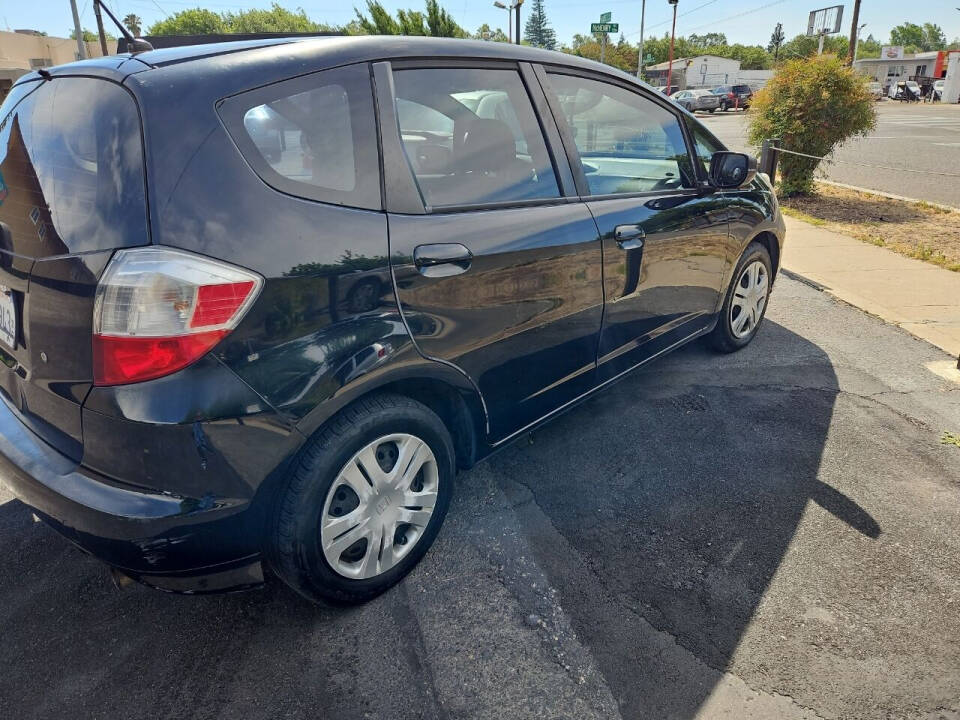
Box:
[730,260,768,339]
[320,433,439,579]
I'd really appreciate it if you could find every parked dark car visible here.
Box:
[0,36,784,604]
[712,84,754,111]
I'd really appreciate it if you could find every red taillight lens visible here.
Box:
[93,331,228,386]
[92,247,263,386]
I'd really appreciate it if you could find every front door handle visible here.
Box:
[614,224,645,251]
[413,243,473,278]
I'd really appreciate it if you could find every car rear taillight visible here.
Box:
[93,247,263,386]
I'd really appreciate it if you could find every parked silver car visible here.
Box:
[672,89,720,113]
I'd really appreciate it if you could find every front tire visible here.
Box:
[268,394,455,604]
[709,241,772,353]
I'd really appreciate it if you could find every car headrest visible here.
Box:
[459,118,517,173]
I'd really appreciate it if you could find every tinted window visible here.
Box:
[546,73,695,196]
[222,63,380,210]
[0,77,147,257]
[392,67,560,208]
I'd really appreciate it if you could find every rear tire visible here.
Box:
[708,108,716,113]
[709,241,772,353]
[268,394,455,604]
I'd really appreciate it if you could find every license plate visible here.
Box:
[0,289,16,350]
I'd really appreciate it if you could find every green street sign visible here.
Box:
[599,11,612,22]
[591,22,618,33]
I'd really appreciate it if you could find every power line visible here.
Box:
[681,0,789,36]
[624,0,722,37]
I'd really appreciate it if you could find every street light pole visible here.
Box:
[853,23,866,63]
[493,2,511,43]
[666,0,678,95]
[637,0,647,78]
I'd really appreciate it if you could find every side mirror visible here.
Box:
[708,151,757,189]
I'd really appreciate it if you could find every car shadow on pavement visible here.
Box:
[0,319,879,719]
[478,318,880,718]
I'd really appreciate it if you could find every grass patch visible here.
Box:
[942,431,960,449]
[780,183,960,272]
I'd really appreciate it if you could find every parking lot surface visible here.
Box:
[2,275,960,719]
[702,102,960,208]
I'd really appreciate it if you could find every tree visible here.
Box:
[523,0,556,50]
[778,33,847,61]
[354,0,465,37]
[70,28,115,42]
[148,9,225,35]
[688,32,726,49]
[768,23,784,60]
[474,23,509,42]
[223,4,330,33]
[148,4,340,36]
[921,23,946,51]
[123,14,143,37]
[890,22,926,50]
[748,55,875,195]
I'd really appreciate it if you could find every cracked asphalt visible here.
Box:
[2,275,960,719]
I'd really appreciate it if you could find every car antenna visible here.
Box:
[94,0,154,53]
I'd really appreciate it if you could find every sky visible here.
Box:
[4,0,960,48]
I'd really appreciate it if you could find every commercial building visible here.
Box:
[854,49,960,89]
[1,29,116,103]
[645,55,742,90]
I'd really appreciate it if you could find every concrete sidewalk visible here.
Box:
[780,215,960,359]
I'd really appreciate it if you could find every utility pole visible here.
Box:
[846,0,862,65]
[93,0,109,56]
[515,0,522,45]
[666,0,678,94]
[637,0,646,78]
[69,0,86,59]
[817,30,826,55]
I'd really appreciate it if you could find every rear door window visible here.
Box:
[220,63,381,210]
[392,67,560,208]
[544,72,696,196]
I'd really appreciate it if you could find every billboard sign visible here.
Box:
[806,5,844,36]
[881,46,905,60]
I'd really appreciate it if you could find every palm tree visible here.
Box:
[123,14,143,37]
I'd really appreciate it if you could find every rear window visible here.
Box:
[219,63,381,211]
[0,78,148,257]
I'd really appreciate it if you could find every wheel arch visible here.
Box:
[294,360,488,472]
[751,230,781,280]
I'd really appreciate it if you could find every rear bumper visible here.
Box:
[0,393,264,593]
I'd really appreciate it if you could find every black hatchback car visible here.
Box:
[0,36,784,603]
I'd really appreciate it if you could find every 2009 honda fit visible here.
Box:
[0,36,784,603]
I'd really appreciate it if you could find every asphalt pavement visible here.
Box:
[700,101,960,208]
[2,277,960,719]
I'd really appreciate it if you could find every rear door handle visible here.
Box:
[413,243,473,277]
[614,225,645,251]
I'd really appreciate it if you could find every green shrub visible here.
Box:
[748,55,876,195]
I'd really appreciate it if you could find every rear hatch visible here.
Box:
[0,76,148,460]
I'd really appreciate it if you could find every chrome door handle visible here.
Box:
[614,225,645,251]
[413,243,473,277]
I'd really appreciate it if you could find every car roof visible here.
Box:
[17,35,656,94]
